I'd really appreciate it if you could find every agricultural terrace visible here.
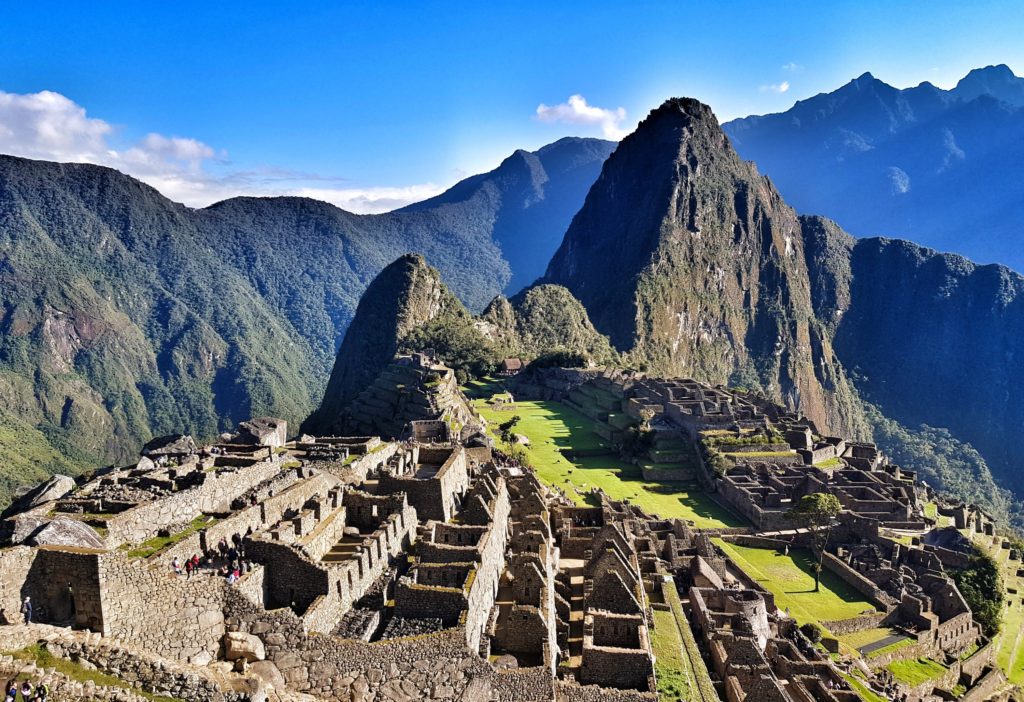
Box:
[465,379,744,529]
[715,540,882,638]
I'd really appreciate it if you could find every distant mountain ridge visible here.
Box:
[0,136,613,505]
[400,136,616,292]
[723,64,1024,270]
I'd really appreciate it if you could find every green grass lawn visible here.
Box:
[885,657,947,686]
[715,541,881,633]
[842,672,888,702]
[123,515,216,559]
[651,608,691,701]
[469,387,744,528]
[837,627,902,650]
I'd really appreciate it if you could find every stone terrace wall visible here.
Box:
[822,552,897,609]
[331,505,417,618]
[41,632,251,702]
[28,547,105,630]
[105,458,282,546]
[158,472,342,566]
[300,505,348,561]
[463,480,510,652]
[99,552,227,662]
[490,666,553,701]
[962,667,1008,702]
[246,540,328,614]
[821,612,887,636]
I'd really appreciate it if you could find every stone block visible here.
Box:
[224,632,266,662]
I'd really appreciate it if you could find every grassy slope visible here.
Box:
[467,385,743,528]
[715,541,881,632]
[885,657,948,687]
[0,407,92,505]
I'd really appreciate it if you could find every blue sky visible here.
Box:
[1,1,1022,210]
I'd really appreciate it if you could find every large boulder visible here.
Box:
[2,516,45,545]
[235,417,288,448]
[248,660,286,689]
[142,434,198,458]
[224,632,266,662]
[30,518,105,549]
[1,475,76,518]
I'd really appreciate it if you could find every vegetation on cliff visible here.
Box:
[305,255,615,433]
[863,402,1022,530]
[951,552,1004,637]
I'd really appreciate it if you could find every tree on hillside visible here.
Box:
[785,492,842,592]
[498,415,522,456]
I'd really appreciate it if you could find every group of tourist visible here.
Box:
[3,679,47,702]
[169,531,255,585]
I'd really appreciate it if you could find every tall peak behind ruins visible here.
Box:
[543,97,869,437]
[303,254,471,434]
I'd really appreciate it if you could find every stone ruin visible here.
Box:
[0,411,669,701]
[1,365,1019,702]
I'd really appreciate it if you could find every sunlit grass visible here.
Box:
[715,540,881,632]
[469,387,744,528]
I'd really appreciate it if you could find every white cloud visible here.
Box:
[759,81,791,94]
[0,88,439,213]
[535,94,629,140]
[782,62,804,73]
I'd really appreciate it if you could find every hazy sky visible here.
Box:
[2,0,1022,211]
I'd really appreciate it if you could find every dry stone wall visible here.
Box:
[105,458,282,546]
[99,552,227,662]
[0,545,38,623]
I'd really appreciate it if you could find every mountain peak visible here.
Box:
[302,252,466,433]
[953,63,1024,106]
[641,97,719,130]
[543,94,866,435]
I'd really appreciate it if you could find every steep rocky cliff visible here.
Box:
[803,224,1024,492]
[543,98,868,437]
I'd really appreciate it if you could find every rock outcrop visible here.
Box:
[1,475,76,519]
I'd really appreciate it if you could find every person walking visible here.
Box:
[184,558,194,579]
[4,680,16,702]
[20,597,31,624]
